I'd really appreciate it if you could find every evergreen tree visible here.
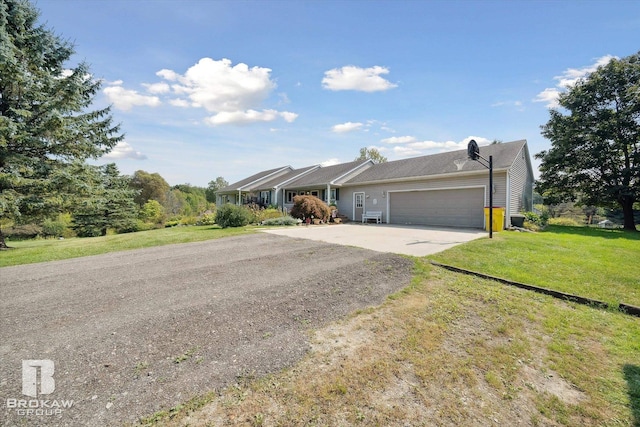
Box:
[0,0,122,248]
[72,164,138,237]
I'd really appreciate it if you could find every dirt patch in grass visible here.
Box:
[162,261,638,427]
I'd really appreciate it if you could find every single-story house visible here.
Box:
[217,139,534,229]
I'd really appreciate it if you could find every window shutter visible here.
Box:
[335,188,339,201]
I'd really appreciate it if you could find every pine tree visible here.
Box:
[0,0,123,248]
[72,164,138,237]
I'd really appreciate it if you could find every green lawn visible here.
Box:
[430,225,640,307]
[0,225,255,268]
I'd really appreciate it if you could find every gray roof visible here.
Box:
[218,140,528,193]
[252,165,320,190]
[219,166,290,193]
[344,140,527,184]
[284,160,370,188]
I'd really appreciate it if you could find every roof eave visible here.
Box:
[236,166,293,191]
[330,160,374,185]
[343,168,510,186]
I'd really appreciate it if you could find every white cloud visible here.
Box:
[169,98,190,108]
[321,158,341,166]
[103,141,147,160]
[158,57,276,112]
[393,146,422,157]
[332,122,364,133]
[103,83,161,111]
[381,136,416,144]
[204,109,298,126]
[107,58,297,125]
[491,100,524,111]
[322,65,398,92]
[533,88,562,109]
[534,55,617,108]
[143,82,171,94]
[390,136,492,158]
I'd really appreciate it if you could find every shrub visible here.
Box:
[290,195,331,222]
[139,200,165,225]
[4,224,43,240]
[256,208,285,222]
[261,216,300,226]
[523,210,549,231]
[215,204,253,228]
[196,213,217,226]
[179,216,198,226]
[42,219,67,238]
[548,217,582,227]
[135,220,157,232]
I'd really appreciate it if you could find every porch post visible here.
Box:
[326,184,331,204]
[282,188,286,211]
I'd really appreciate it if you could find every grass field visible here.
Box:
[430,225,640,307]
[0,225,254,268]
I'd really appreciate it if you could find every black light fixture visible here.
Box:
[467,140,494,239]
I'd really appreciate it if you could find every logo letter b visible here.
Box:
[22,360,55,397]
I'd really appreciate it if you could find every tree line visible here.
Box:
[2,162,229,240]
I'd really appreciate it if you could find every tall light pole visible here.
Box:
[467,140,493,239]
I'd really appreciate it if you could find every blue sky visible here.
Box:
[36,0,640,186]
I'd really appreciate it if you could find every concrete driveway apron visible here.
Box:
[261,223,486,256]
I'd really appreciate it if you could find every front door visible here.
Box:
[354,192,364,221]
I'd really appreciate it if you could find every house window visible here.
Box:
[331,188,339,202]
[311,190,319,198]
[286,191,296,203]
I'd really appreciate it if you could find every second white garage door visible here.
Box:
[389,188,485,228]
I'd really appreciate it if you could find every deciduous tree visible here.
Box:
[536,52,640,231]
[354,147,387,164]
[206,176,229,203]
[129,170,170,207]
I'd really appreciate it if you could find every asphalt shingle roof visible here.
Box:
[219,166,290,192]
[251,165,320,190]
[344,140,527,184]
[284,160,370,188]
[218,140,528,193]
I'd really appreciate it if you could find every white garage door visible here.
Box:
[389,188,484,228]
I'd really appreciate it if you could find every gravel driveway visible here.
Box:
[0,233,413,426]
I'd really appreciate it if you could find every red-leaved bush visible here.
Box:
[290,195,331,222]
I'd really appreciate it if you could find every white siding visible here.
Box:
[508,145,534,220]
